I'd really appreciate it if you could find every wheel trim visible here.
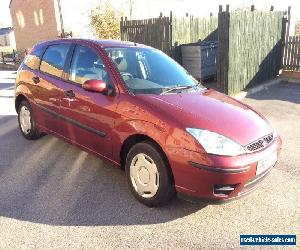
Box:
[20,106,31,134]
[130,153,159,198]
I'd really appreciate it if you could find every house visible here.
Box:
[0,27,15,47]
[9,0,62,51]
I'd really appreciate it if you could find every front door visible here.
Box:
[59,44,119,159]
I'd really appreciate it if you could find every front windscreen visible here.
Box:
[105,47,203,94]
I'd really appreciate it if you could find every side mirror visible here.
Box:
[82,79,107,94]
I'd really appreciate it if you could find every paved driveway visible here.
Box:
[0,71,299,249]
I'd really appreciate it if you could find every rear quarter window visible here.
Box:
[40,44,70,78]
[24,47,45,70]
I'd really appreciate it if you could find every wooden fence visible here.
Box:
[0,49,28,68]
[218,6,286,95]
[282,36,300,71]
[120,13,217,57]
[0,50,18,64]
[172,15,218,45]
[120,16,172,55]
[120,7,288,95]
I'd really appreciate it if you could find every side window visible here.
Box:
[24,47,44,70]
[40,44,70,78]
[69,45,110,85]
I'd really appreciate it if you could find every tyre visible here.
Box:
[125,141,175,206]
[17,100,42,140]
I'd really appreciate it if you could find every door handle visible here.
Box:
[64,90,75,98]
[32,76,40,84]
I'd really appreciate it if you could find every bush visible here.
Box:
[90,1,121,40]
[0,46,14,53]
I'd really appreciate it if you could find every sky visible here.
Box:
[0,0,11,27]
[1,0,299,31]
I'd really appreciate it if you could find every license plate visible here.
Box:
[256,151,277,176]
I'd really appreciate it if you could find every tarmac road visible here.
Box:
[0,70,299,249]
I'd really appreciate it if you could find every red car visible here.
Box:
[15,39,281,206]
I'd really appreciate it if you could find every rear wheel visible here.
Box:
[18,100,42,140]
[125,141,175,206]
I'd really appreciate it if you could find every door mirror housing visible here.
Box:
[82,79,107,94]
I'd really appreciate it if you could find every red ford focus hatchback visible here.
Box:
[15,39,281,206]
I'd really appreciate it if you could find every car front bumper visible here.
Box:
[166,136,282,200]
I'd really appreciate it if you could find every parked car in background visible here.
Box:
[15,39,281,206]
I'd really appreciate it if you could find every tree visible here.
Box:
[89,1,121,40]
[295,21,300,36]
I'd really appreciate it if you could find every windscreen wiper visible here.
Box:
[160,85,194,95]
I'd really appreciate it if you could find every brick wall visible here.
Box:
[10,0,59,51]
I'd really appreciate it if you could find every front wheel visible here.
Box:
[18,100,42,140]
[125,141,175,206]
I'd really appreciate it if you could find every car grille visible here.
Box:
[245,134,273,152]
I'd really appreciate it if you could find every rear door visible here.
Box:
[58,44,119,159]
[33,43,71,133]
[17,45,46,126]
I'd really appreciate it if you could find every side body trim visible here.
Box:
[36,103,106,137]
[189,161,250,173]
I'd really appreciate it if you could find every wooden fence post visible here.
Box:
[226,4,229,12]
[225,5,230,94]
[120,16,123,40]
[217,5,222,91]
[217,5,230,94]
[286,6,291,40]
[282,6,291,70]
[1,52,5,64]
[13,49,16,64]
[170,11,173,56]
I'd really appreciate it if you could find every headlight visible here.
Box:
[272,127,277,139]
[270,123,278,139]
[186,128,246,156]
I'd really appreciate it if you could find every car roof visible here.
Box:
[34,38,150,49]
